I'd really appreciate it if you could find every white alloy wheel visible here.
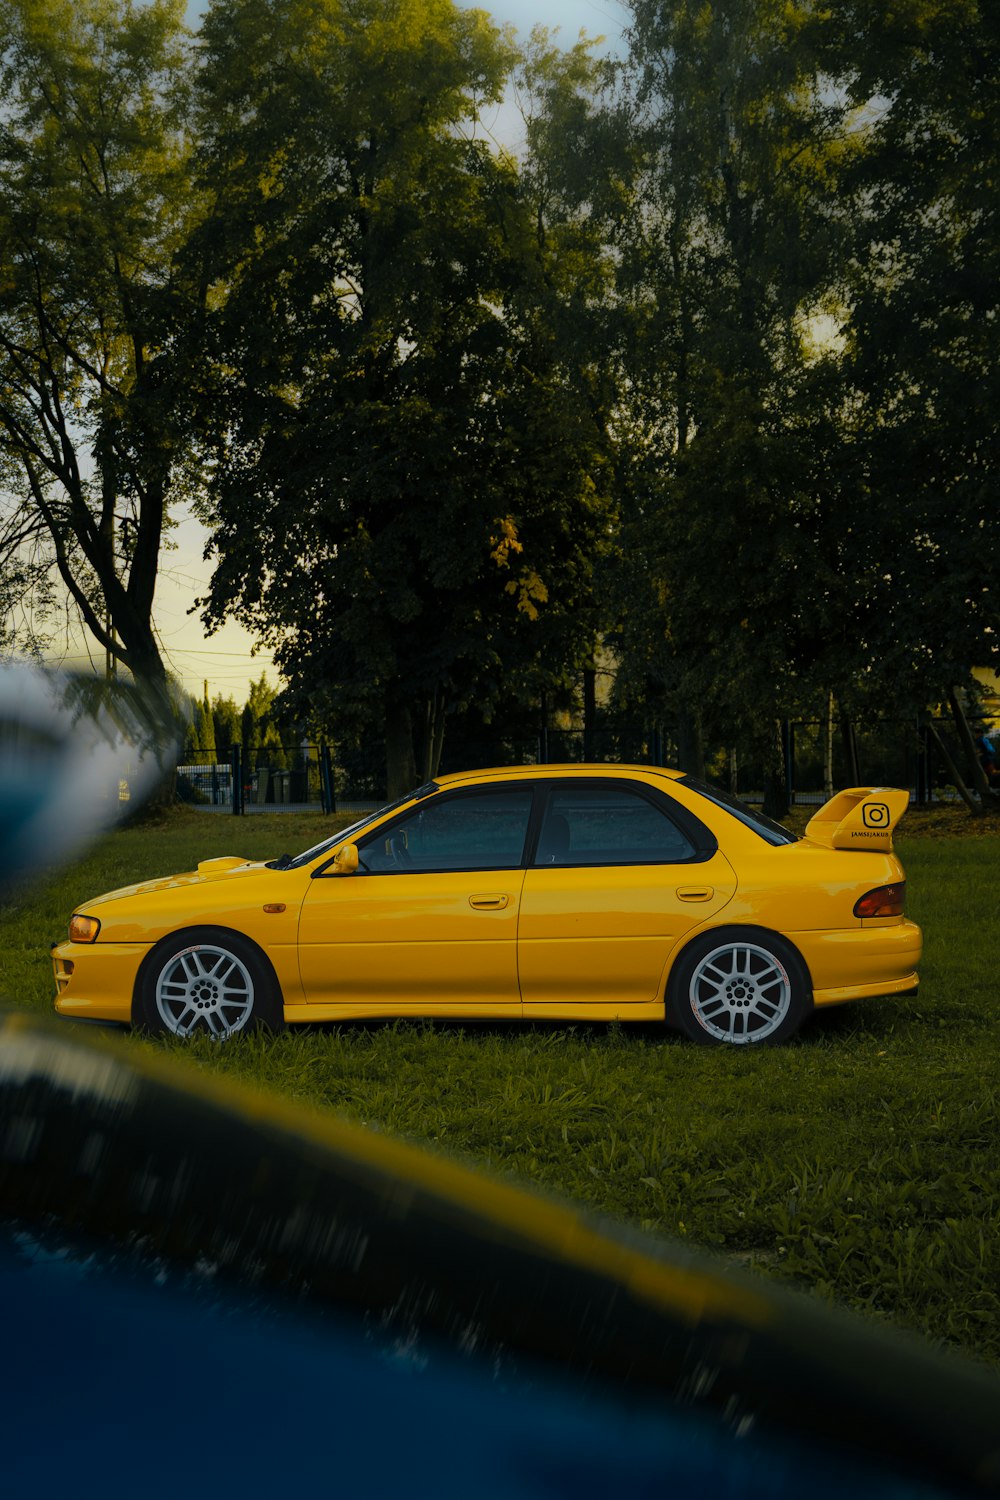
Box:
[686,939,792,1044]
[154,942,256,1039]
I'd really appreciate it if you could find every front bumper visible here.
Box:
[52,940,150,1025]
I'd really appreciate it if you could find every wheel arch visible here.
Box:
[664,922,815,1045]
[666,921,814,1002]
[131,923,285,1026]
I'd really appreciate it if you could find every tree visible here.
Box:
[257,719,287,772]
[210,692,241,758]
[829,0,1000,811]
[601,0,855,808]
[0,0,193,729]
[188,0,614,796]
[239,671,286,767]
[506,31,635,737]
[189,686,216,761]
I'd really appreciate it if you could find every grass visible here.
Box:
[2,801,999,1366]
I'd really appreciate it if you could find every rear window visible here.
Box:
[534,783,697,866]
[679,777,799,846]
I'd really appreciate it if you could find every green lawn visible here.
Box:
[2,805,999,1366]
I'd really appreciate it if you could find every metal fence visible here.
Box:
[177,745,337,814]
[176,716,984,815]
[444,718,937,804]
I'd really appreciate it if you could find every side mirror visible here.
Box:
[332,843,359,875]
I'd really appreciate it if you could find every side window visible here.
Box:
[359,789,533,873]
[533,784,696,866]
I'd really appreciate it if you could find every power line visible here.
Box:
[165,647,276,660]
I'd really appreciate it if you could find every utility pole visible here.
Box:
[105,606,116,682]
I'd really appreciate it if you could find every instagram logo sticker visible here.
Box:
[862,802,890,829]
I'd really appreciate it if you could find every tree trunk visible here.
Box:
[416,690,447,782]
[839,711,860,786]
[675,706,705,779]
[824,691,834,802]
[122,648,180,812]
[926,720,979,815]
[946,686,998,814]
[761,719,789,820]
[385,689,417,799]
[583,666,597,760]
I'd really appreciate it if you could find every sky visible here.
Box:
[133,0,628,707]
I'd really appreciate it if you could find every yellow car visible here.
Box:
[52,765,921,1046]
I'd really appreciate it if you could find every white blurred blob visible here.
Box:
[0,662,171,886]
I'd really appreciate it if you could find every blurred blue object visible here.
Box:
[0,661,168,886]
[2,1015,998,1497]
[0,1226,948,1500]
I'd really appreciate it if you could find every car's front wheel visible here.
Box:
[135,928,284,1041]
[667,927,810,1046]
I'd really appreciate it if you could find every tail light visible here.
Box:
[854,883,906,918]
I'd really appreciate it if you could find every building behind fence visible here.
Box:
[177,716,976,814]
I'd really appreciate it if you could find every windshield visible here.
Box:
[278,782,439,869]
[678,776,799,846]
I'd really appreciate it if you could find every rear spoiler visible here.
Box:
[804,788,910,852]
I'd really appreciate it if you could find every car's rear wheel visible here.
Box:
[136,928,284,1041]
[667,927,810,1046]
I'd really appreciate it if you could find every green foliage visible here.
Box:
[236,672,290,766]
[193,690,216,761]
[517,0,999,808]
[186,0,614,793]
[257,720,287,770]
[3,814,1000,1365]
[829,0,1000,711]
[211,693,241,757]
[598,0,859,780]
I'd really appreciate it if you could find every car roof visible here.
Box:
[433,764,686,788]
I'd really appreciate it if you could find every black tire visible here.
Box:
[135,926,284,1040]
[667,926,810,1046]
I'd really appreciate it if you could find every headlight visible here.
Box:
[69,913,101,943]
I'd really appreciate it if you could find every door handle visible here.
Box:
[677,886,714,902]
[469,894,509,910]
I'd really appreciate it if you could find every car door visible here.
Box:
[297,784,534,1014]
[517,779,737,1015]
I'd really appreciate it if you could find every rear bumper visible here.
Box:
[794,920,922,1009]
